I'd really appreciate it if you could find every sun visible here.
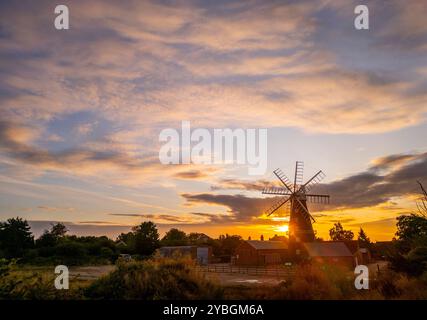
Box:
[275,224,289,233]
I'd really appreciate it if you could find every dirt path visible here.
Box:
[69,265,115,280]
[204,272,288,286]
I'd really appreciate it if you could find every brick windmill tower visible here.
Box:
[262,161,329,242]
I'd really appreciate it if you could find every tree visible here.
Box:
[132,221,160,256]
[217,234,242,256]
[329,222,354,241]
[36,222,68,247]
[357,228,371,248]
[395,214,427,252]
[50,222,68,238]
[394,182,427,250]
[388,182,427,276]
[188,233,210,245]
[416,180,427,217]
[161,228,188,246]
[117,231,134,244]
[0,217,34,258]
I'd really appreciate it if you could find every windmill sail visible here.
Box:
[262,162,329,243]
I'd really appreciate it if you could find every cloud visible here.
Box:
[77,221,121,226]
[0,0,426,240]
[181,152,427,223]
[1,0,425,137]
[182,192,274,223]
[322,152,427,209]
[109,213,195,223]
[0,120,202,186]
[375,0,427,51]
[210,178,276,191]
[37,206,75,213]
[173,168,218,180]
[76,122,97,135]
[28,220,133,238]
[0,120,149,170]
[370,153,419,172]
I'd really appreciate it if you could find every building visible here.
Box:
[235,240,289,266]
[340,240,372,265]
[302,242,355,269]
[158,246,212,265]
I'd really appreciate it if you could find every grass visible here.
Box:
[85,257,224,299]
[2,258,427,300]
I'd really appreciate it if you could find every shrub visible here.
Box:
[0,258,11,276]
[0,261,84,300]
[389,249,427,277]
[273,265,341,299]
[85,258,223,300]
[232,264,371,300]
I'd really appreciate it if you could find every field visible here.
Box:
[3,258,422,300]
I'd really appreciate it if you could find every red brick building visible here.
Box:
[302,242,355,269]
[235,240,289,266]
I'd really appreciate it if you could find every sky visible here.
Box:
[0,0,426,241]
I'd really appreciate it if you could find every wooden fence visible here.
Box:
[196,264,295,277]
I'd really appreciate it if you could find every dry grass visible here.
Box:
[2,259,427,300]
[84,257,224,299]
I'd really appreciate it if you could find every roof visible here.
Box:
[246,240,288,250]
[160,246,195,250]
[342,240,359,254]
[303,242,353,257]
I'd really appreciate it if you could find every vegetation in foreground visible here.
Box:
[85,258,224,300]
[2,256,427,300]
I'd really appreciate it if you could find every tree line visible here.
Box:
[0,219,243,265]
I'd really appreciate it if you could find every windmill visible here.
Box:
[262,161,329,242]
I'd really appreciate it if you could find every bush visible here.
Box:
[389,249,427,277]
[85,258,223,300]
[0,258,11,276]
[371,270,427,299]
[99,247,114,260]
[0,261,84,300]
[55,242,86,257]
[272,265,344,299]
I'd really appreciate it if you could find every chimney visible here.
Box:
[260,235,264,241]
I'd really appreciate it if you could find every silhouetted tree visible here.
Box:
[36,222,68,247]
[395,214,427,252]
[50,222,68,237]
[388,182,427,276]
[188,232,210,245]
[133,222,160,256]
[358,228,371,248]
[0,217,34,258]
[216,234,242,256]
[269,234,288,242]
[329,222,354,241]
[416,180,427,217]
[117,231,134,244]
[161,228,188,246]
